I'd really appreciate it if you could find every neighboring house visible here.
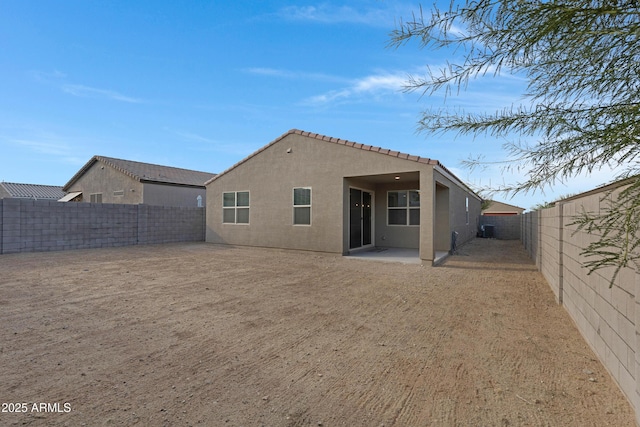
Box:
[205,129,481,263]
[62,156,216,207]
[0,182,66,200]
[482,200,525,216]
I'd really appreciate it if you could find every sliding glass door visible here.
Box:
[349,188,373,249]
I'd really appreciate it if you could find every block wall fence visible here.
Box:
[521,189,640,425]
[0,199,205,254]
[478,215,521,240]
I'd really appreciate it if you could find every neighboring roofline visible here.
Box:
[0,181,66,199]
[63,156,126,191]
[204,129,480,198]
[63,155,214,191]
[482,200,525,212]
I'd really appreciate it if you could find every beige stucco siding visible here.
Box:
[434,169,481,249]
[143,183,206,207]
[66,160,207,207]
[66,162,143,204]
[371,180,421,249]
[206,133,435,255]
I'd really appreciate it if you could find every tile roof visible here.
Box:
[0,182,66,200]
[63,156,216,191]
[205,129,475,196]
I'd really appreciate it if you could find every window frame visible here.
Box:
[222,190,250,224]
[90,193,103,203]
[292,187,312,226]
[465,197,469,225]
[387,190,420,226]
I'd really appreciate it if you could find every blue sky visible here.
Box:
[0,1,614,210]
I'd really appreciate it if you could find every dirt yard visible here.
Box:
[0,239,635,426]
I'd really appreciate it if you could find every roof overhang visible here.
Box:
[58,191,82,202]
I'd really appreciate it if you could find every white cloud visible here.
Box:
[30,69,67,82]
[277,4,396,27]
[61,84,143,104]
[302,71,408,106]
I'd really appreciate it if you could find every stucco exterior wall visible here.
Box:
[434,169,481,250]
[65,160,206,207]
[206,132,480,263]
[143,182,206,207]
[66,161,143,204]
[371,180,420,250]
[206,133,435,255]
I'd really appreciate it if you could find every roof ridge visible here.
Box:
[205,129,442,185]
[1,181,64,187]
[64,155,216,191]
[95,156,140,181]
[96,155,216,175]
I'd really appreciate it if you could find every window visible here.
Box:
[293,187,311,225]
[388,190,419,226]
[223,191,249,224]
[90,193,102,203]
[465,197,469,225]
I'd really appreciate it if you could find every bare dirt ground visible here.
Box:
[0,239,635,426]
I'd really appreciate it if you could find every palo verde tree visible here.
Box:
[389,1,640,285]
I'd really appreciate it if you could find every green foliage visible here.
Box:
[571,180,640,286]
[390,1,640,285]
[481,199,493,211]
[530,201,555,211]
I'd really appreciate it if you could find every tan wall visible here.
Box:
[540,206,563,303]
[561,192,638,423]
[372,180,420,250]
[434,183,450,251]
[67,161,206,207]
[206,133,438,256]
[525,188,640,425]
[434,169,481,249]
[66,162,143,204]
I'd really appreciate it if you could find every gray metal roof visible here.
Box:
[0,182,66,200]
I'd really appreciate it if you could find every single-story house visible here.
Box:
[62,155,216,207]
[205,129,481,263]
[482,200,525,216]
[0,182,66,200]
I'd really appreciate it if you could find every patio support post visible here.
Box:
[420,169,434,263]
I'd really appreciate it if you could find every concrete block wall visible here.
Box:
[522,192,640,425]
[521,211,539,264]
[137,205,205,245]
[479,215,521,240]
[0,199,205,254]
[539,206,563,304]
[560,194,638,422]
